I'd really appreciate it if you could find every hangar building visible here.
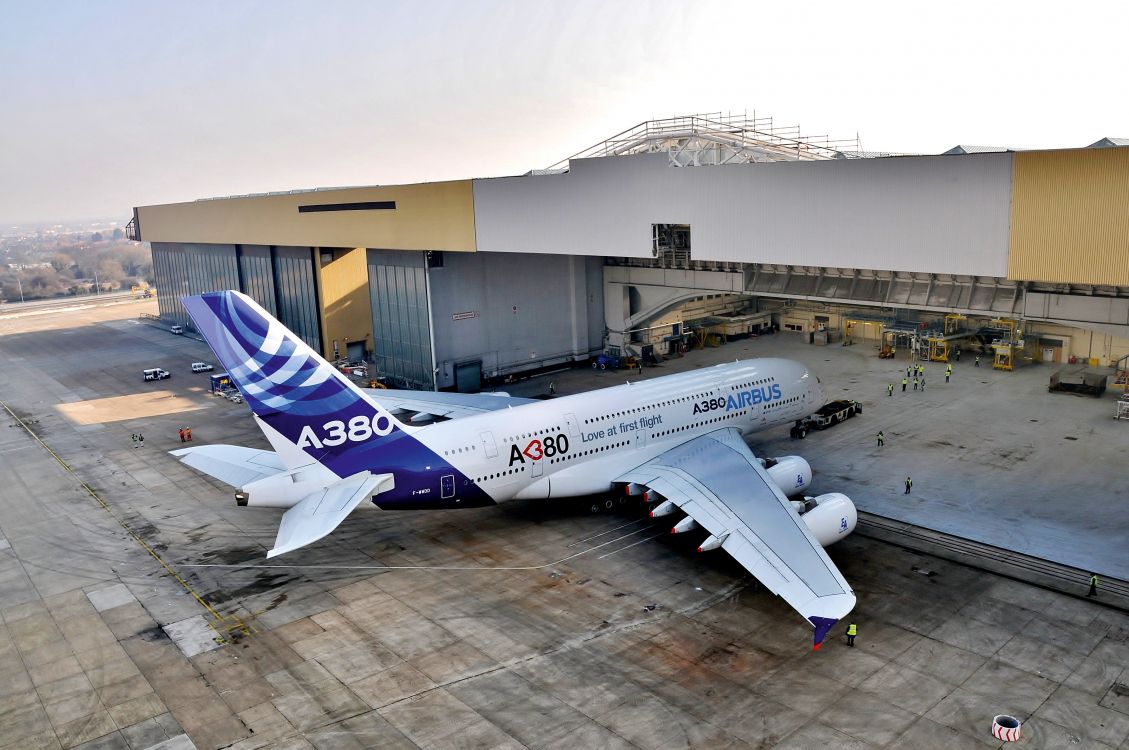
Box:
[131,114,1129,391]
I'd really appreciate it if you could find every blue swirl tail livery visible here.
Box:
[177,291,491,556]
[181,291,416,472]
[172,290,856,648]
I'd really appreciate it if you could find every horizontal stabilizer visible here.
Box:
[268,472,393,558]
[170,445,286,488]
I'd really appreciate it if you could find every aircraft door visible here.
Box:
[440,474,455,499]
[531,451,543,478]
[563,413,581,438]
[479,431,498,458]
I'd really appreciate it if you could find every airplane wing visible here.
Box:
[362,389,539,421]
[616,427,855,648]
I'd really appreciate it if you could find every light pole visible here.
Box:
[16,275,24,304]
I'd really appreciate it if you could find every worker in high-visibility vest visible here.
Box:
[846,622,857,647]
[1089,573,1099,598]
[902,377,908,392]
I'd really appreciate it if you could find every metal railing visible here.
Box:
[545,112,863,171]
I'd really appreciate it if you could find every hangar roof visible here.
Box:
[943,145,1016,155]
[1088,137,1129,148]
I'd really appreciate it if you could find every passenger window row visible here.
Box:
[502,427,562,443]
[476,465,527,483]
[765,396,799,409]
[584,391,720,425]
[730,377,775,391]
[653,409,748,438]
[549,441,628,465]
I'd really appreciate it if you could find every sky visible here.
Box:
[2,0,1127,224]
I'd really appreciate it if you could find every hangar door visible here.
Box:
[368,250,434,390]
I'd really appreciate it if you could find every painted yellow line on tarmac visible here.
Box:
[1,399,252,642]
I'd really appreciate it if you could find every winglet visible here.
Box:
[809,616,837,650]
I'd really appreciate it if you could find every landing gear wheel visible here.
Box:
[589,502,601,514]
[604,498,616,511]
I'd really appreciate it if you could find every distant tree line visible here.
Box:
[0,232,152,302]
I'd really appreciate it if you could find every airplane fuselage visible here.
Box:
[375,358,821,509]
[177,290,855,645]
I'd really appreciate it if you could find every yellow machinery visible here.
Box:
[944,314,967,335]
[879,329,897,358]
[988,318,1024,370]
[926,314,971,361]
[928,337,951,362]
[131,283,156,299]
[989,318,1019,339]
[992,342,1016,370]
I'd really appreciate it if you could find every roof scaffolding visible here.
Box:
[538,112,868,173]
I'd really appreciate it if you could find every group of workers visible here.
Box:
[870,351,1104,615]
[892,360,959,395]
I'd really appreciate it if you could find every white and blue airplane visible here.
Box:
[174,291,857,648]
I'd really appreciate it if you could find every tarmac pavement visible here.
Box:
[1,301,1127,749]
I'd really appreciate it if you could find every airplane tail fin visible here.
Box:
[182,291,417,477]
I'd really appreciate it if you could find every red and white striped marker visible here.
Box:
[992,715,1021,742]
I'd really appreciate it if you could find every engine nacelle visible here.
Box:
[799,493,857,547]
[765,456,812,497]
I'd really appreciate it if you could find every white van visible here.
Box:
[191,362,214,373]
[170,325,184,335]
[143,368,170,381]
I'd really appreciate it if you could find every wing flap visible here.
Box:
[618,428,855,647]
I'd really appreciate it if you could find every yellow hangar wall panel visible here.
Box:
[473,152,1014,276]
[136,181,477,251]
[1009,149,1129,286]
[315,247,373,361]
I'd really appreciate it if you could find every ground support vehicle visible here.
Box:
[790,399,862,438]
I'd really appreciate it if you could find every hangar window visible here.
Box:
[298,201,396,213]
[652,224,691,265]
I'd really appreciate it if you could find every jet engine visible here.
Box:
[763,456,812,497]
[793,493,856,547]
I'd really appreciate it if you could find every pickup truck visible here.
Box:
[790,399,862,439]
